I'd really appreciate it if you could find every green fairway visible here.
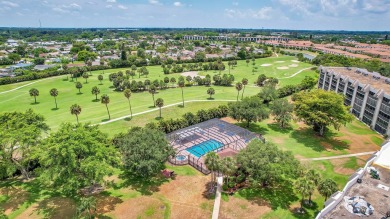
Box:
[0,56,316,135]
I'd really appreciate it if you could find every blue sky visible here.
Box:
[0,0,389,30]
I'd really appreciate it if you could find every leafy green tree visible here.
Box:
[50,88,59,109]
[207,87,215,99]
[228,97,269,127]
[235,82,243,101]
[114,127,175,178]
[237,140,300,187]
[70,104,81,124]
[156,98,164,118]
[37,123,119,195]
[8,53,21,63]
[0,109,49,179]
[170,77,176,87]
[98,74,103,84]
[318,179,338,201]
[76,197,97,219]
[306,169,320,204]
[220,157,237,186]
[241,78,248,100]
[258,85,278,106]
[270,99,293,128]
[204,152,220,188]
[0,208,6,219]
[178,80,185,107]
[29,88,39,104]
[256,74,267,86]
[91,86,100,101]
[82,72,89,83]
[294,89,353,136]
[76,82,83,93]
[149,85,157,107]
[33,57,45,65]
[246,58,250,66]
[101,94,111,120]
[124,89,132,118]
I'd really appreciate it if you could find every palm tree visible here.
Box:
[318,179,338,201]
[82,72,89,83]
[87,60,93,75]
[49,88,59,109]
[235,82,243,101]
[62,64,69,80]
[204,152,220,190]
[178,80,185,107]
[70,104,81,124]
[124,89,132,118]
[75,82,83,93]
[246,58,250,67]
[220,157,237,186]
[29,88,39,104]
[294,177,311,212]
[155,98,164,118]
[306,169,320,204]
[241,78,248,100]
[91,86,100,101]
[207,87,215,99]
[98,74,103,84]
[149,85,157,107]
[101,94,111,120]
[76,196,96,219]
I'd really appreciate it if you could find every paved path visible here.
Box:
[277,67,312,79]
[0,76,62,95]
[274,52,279,57]
[302,151,376,161]
[97,99,237,125]
[212,176,223,219]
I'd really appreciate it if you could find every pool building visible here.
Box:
[167,118,263,174]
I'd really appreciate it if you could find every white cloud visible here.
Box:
[225,7,273,20]
[232,2,239,6]
[362,0,390,13]
[52,3,82,13]
[1,1,19,7]
[149,0,162,5]
[106,0,116,2]
[278,0,315,15]
[173,2,183,7]
[252,7,273,19]
[118,4,128,9]
[105,4,112,8]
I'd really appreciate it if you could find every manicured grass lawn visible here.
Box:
[0,56,316,135]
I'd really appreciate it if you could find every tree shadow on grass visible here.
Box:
[51,108,59,111]
[124,117,132,121]
[148,106,156,109]
[235,122,269,135]
[207,97,215,100]
[177,105,184,108]
[290,127,349,152]
[235,181,298,210]
[155,117,163,121]
[116,173,169,196]
[35,196,77,219]
[101,118,110,122]
[77,93,83,95]
[202,181,216,200]
[92,99,100,102]
[30,102,40,105]
[267,123,293,134]
[62,79,68,81]
[94,192,123,215]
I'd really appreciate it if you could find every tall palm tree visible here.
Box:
[124,89,132,118]
[29,88,39,104]
[70,104,81,124]
[155,98,164,118]
[220,157,237,186]
[178,80,185,107]
[91,86,100,101]
[306,169,320,204]
[149,85,157,107]
[77,196,96,219]
[82,72,89,83]
[75,82,83,94]
[204,152,220,190]
[101,94,111,120]
[235,82,243,101]
[241,78,248,100]
[294,177,311,212]
[318,179,338,201]
[49,88,59,109]
[87,60,93,75]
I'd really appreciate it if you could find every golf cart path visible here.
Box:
[278,67,312,79]
[0,76,63,95]
[302,151,376,161]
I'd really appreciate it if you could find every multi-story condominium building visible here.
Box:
[318,66,390,136]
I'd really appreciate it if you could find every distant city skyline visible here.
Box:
[0,0,389,31]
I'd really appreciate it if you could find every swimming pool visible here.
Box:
[186,139,224,158]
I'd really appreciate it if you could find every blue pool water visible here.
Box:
[186,139,224,158]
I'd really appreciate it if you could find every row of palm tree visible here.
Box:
[204,152,237,191]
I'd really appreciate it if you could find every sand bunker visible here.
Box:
[289,64,299,67]
[274,61,285,63]
[292,60,300,63]
[181,71,205,78]
[277,67,289,70]
[261,64,272,67]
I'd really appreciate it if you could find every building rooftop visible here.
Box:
[322,66,390,94]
